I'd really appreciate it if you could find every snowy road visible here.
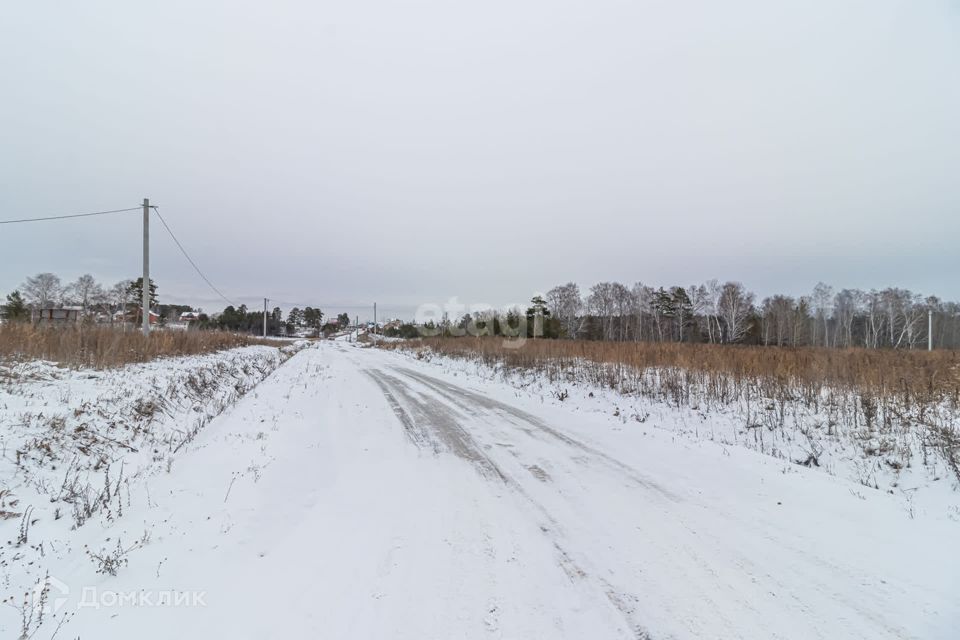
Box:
[53,343,958,639]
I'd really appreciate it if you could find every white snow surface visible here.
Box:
[1,341,957,639]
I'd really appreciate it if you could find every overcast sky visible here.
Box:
[2,1,958,320]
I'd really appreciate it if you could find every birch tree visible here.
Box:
[716,281,754,343]
[811,282,834,347]
[832,289,861,348]
[68,274,105,314]
[587,283,617,341]
[631,283,655,342]
[611,282,633,341]
[109,280,134,319]
[546,282,583,339]
[705,279,723,344]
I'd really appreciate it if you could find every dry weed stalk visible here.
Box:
[0,324,276,369]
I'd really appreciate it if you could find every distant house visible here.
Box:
[33,306,82,324]
[112,309,161,325]
[179,311,201,324]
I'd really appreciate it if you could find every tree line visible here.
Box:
[539,280,960,349]
[215,305,331,335]
[7,272,958,348]
[0,272,349,337]
[179,306,353,335]
[416,281,960,349]
[1,272,184,323]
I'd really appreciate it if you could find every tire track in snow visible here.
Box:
[375,361,917,640]
[364,365,655,640]
[389,366,679,503]
[365,370,440,454]
[363,369,507,482]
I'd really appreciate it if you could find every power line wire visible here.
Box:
[0,206,141,225]
[152,206,235,307]
[1,203,398,315]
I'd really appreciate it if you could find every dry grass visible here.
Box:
[0,324,278,369]
[388,338,960,405]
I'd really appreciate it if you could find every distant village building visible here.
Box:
[179,311,201,324]
[112,309,161,325]
[33,306,83,324]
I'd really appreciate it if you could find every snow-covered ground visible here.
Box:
[1,341,957,639]
[385,344,960,521]
[0,342,305,637]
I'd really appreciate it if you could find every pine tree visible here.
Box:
[303,307,324,331]
[526,296,551,338]
[2,291,29,321]
[651,287,675,341]
[671,287,694,342]
[287,307,304,327]
[126,278,158,307]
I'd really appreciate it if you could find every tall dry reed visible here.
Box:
[0,324,277,369]
[388,338,960,406]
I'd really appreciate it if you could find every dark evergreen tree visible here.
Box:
[671,287,694,342]
[126,278,158,307]
[526,295,561,338]
[287,307,304,327]
[303,307,324,332]
[2,291,29,321]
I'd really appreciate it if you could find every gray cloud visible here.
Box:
[2,0,958,320]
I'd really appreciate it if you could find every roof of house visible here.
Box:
[113,309,160,318]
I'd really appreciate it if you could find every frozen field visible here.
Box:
[1,341,957,639]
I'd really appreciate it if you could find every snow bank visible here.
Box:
[0,341,308,635]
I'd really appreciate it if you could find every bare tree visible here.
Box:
[631,283,655,342]
[21,273,62,308]
[901,293,927,349]
[109,279,134,322]
[879,288,925,349]
[863,290,884,348]
[761,295,795,346]
[546,283,582,338]
[587,282,617,341]
[68,274,105,314]
[611,282,633,341]
[704,279,724,344]
[716,281,754,343]
[811,282,834,347]
[688,284,709,339]
[832,289,861,348]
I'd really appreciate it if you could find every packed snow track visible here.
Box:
[20,342,958,639]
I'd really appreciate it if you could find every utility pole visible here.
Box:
[263,298,269,338]
[142,198,150,337]
[929,309,933,351]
